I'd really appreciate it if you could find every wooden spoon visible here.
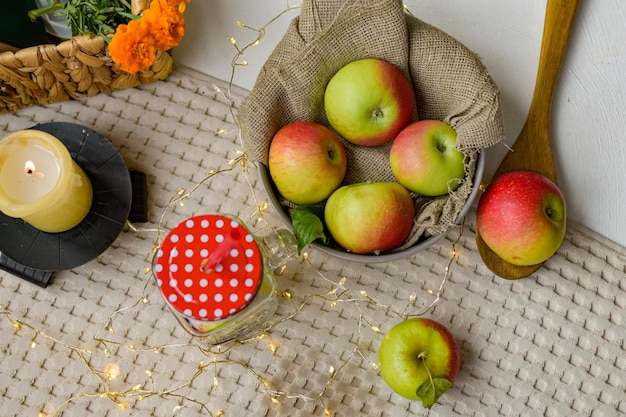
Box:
[475,0,579,279]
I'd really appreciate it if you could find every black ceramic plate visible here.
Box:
[0,122,132,271]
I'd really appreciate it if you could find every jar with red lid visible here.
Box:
[152,214,296,343]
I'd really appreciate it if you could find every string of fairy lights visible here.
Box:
[1,2,464,416]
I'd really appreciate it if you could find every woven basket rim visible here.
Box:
[1,33,105,60]
[1,32,173,114]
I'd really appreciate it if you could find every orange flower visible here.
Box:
[143,0,186,51]
[108,20,157,74]
[108,0,189,74]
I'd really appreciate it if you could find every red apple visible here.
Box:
[476,170,567,266]
[378,318,461,407]
[324,182,415,254]
[268,121,347,205]
[323,58,415,147]
[390,120,466,196]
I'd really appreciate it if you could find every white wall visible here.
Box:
[173,0,626,248]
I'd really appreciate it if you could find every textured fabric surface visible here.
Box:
[238,0,505,247]
[0,67,624,417]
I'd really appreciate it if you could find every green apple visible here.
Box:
[476,170,566,266]
[378,318,461,407]
[324,182,415,254]
[389,120,466,196]
[268,121,347,205]
[324,58,415,147]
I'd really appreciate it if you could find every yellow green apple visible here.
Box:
[268,121,347,205]
[389,120,466,196]
[378,318,461,407]
[324,58,415,147]
[324,182,415,253]
[476,170,566,266]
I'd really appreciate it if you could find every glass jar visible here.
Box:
[152,214,296,344]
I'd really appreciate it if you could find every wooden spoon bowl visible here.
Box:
[476,0,579,279]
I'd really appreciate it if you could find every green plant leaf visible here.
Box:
[416,377,452,409]
[291,205,328,254]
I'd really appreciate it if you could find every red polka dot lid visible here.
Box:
[154,214,263,322]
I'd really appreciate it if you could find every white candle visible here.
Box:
[0,130,93,233]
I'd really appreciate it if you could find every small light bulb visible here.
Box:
[104,363,120,380]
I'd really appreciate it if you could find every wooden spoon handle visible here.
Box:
[530,0,579,116]
[493,0,579,182]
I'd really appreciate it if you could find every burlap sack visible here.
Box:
[238,0,505,251]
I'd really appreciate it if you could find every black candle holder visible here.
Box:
[0,122,138,287]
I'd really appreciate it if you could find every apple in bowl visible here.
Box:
[390,120,466,196]
[476,170,566,266]
[323,182,415,254]
[378,317,461,407]
[268,121,347,205]
[324,58,415,147]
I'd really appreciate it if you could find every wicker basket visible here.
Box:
[0,29,173,114]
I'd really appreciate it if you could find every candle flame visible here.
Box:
[25,160,35,175]
[24,160,44,178]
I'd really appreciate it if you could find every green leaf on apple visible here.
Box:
[416,377,452,409]
[291,205,328,254]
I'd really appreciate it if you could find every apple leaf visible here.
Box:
[416,378,452,409]
[291,205,328,254]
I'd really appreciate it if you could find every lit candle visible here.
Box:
[0,129,93,233]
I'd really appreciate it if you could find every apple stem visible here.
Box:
[419,351,435,386]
